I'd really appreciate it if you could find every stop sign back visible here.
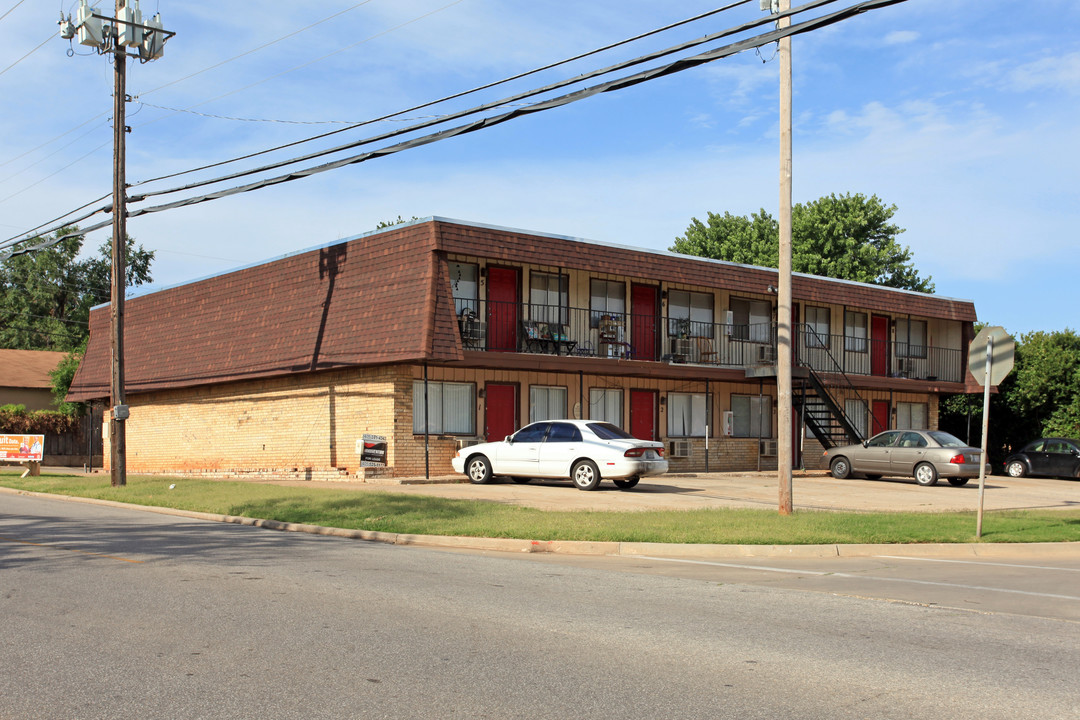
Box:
[968,326,1015,386]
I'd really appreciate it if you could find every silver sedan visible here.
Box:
[822,430,985,486]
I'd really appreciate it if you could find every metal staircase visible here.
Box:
[793,327,870,450]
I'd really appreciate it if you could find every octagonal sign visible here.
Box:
[968,326,1015,387]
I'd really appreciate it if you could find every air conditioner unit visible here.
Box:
[756,345,776,363]
[669,440,692,458]
[759,439,778,457]
[455,438,482,451]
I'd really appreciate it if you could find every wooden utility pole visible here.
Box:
[776,0,794,514]
[110,0,128,487]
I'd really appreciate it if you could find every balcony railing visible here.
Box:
[454,298,963,382]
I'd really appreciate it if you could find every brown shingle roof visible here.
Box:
[0,349,66,390]
[67,218,976,401]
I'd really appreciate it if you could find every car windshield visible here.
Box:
[928,431,967,448]
[587,422,635,440]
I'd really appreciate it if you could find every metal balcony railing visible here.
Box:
[454,298,964,381]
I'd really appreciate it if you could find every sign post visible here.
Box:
[967,326,1015,538]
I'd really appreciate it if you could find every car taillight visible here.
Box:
[949,453,966,465]
[655,446,664,457]
[624,448,645,458]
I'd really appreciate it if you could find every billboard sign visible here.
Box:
[0,434,45,461]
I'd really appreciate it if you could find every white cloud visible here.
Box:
[883,30,919,46]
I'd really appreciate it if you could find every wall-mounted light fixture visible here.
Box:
[478,388,486,399]
[659,396,667,408]
[479,266,487,277]
[766,284,777,294]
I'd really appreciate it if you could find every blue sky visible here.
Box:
[1,0,1077,338]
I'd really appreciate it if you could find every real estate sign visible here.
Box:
[0,434,44,461]
[358,434,387,467]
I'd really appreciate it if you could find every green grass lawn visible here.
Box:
[2,471,1078,545]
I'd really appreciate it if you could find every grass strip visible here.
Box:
[2,472,1078,545]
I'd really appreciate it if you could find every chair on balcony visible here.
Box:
[695,336,718,364]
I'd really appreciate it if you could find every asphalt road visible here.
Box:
[2,493,1077,720]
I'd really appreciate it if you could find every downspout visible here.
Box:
[705,379,710,473]
[423,362,430,480]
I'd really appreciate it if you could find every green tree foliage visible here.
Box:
[49,339,88,416]
[0,227,154,351]
[671,193,935,293]
[940,328,1080,462]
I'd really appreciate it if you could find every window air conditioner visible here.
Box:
[455,438,482,451]
[757,345,776,363]
[669,440,692,458]
[759,439,778,457]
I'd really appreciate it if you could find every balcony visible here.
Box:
[454,299,964,382]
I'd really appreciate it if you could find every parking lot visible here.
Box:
[252,469,1079,514]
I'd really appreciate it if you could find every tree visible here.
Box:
[0,227,154,351]
[671,193,934,293]
[939,327,1080,463]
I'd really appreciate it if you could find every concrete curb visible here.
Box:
[3,486,1077,559]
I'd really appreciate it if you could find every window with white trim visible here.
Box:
[896,402,928,429]
[845,398,869,439]
[844,311,868,352]
[590,279,625,327]
[805,306,830,348]
[731,395,772,438]
[896,319,927,358]
[412,381,475,434]
[730,297,771,342]
[529,272,568,325]
[589,388,623,426]
[668,393,708,437]
[668,290,714,338]
[529,385,567,423]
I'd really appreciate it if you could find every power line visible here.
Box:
[129,0,757,188]
[1,0,908,258]
[0,30,57,78]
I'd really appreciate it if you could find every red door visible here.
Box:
[630,284,658,361]
[871,315,889,376]
[872,400,890,435]
[484,384,518,442]
[486,267,519,352]
[629,390,657,440]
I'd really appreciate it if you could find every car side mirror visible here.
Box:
[504,436,513,444]
[862,441,870,448]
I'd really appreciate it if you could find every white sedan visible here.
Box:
[451,419,668,491]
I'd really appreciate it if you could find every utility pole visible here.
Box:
[60,0,172,487]
[110,2,128,487]
[764,0,794,514]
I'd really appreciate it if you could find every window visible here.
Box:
[845,398,868,439]
[805,306,830,348]
[589,388,623,426]
[867,430,901,447]
[590,279,625,327]
[547,422,583,442]
[513,423,549,442]
[668,393,708,437]
[844,311,868,352]
[896,318,927,358]
[731,395,771,438]
[449,262,479,316]
[896,402,927,429]
[730,297,771,342]
[668,290,714,338]
[529,385,567,423]
[529,272,568,325]
[412,381,475,434]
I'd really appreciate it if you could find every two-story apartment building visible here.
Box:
[66,217,980,481]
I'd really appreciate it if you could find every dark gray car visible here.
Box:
[822,430,985,486]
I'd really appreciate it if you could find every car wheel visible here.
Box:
[1006,461,1027,478]
[510,477,531,484]
[948,478,969,487]
[830,457,851,479]
[613,476,640,490]
[572,460,601,491]
[914,462,939,486]
[466,455,492,484]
